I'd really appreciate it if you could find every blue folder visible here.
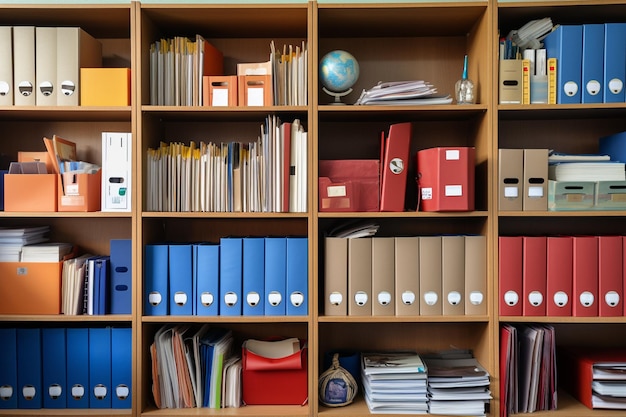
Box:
[243,237,265,316]
[194,243,219,316]
[264,237,287,316]
[581,24,604,103]
[144,244,169,315]
[603,23,626,103]
[42,328,67,408]
[66,328,89,408]
[286,237,308,316]
[169,243,193,316]
[17,328,42,409]
[89,327,112,408]
[0,328,17,409]
[219,237,243,316]
[93,256,110,315]
[544,24,583,104]
[111,328,132,409]
[109,239,132,314]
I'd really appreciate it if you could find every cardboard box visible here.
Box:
[80,67,131,106]
[58,170,102,212]
[595,181,626,210]
[0,262,63,314]
[205,75,238,106]
[238,75,272,106]
[548,180,595,211]
[4,162,57,211]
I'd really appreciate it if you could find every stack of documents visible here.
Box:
[21,242,73,262]
[560,347,626,410]
[361,351,428,414]
[355,80,452,105]
[548,161,626,182]
[423,350,492,416]
[146,115,307,213]
[0,226,49,262]
[500,324,557,415]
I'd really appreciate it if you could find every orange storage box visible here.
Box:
[0,262,63,314]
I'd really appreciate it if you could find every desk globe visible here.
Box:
[319,50,359,104]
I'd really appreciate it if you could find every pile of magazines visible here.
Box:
[355,80,452,105]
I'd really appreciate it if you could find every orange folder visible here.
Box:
[80,68,131,106]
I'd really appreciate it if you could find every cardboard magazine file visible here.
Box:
[58,169,101,212]
[4,161,57,212]
[319,159,380,212]
[238,75,272,106]
[0,261,63,314]
[205,75,238,106]
[80,68,131,106]
[242,338,308,405]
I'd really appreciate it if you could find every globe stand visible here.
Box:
[323,87,352,105]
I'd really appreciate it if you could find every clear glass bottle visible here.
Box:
[455,55,476,104]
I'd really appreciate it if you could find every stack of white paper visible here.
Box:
[355,80,452,105]
[361,351,428,414]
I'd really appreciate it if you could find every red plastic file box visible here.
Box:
[417,146,475,212]
[242,341,308,405]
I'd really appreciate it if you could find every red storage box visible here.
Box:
[417,147,475,212]
[242,338,308,405]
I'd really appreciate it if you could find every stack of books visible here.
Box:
[361,351,428,414]
[422,350,492,416]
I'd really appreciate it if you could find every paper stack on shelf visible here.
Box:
[548,161,626,182]
[422,350,492,417]
[21,242,73,262]
[361,351,428,414]
[355,80,452,105]
[0,225,50,261]
[560,347,626,410]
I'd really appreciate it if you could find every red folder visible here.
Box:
[598,235,623,316]
[573,236,598,317]
[499,236,523,316]
[546,236,573,316]
[522,236,547,316]
[417,146,475,212]
[379,122,411,212]
[242,339,308,405]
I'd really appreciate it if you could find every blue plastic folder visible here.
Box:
[264,237,287,316]
[93,256,110,315]
[17,328,42,409]
[220,237,243,316]
[168,244,193,316]
[66,328,89,408]
[243,237,265,316]
[544,25,583,104]
[581,24,604,103]
[144,244,169,316]
[42,328,67,409]
[194,243,220,316]
[603,23,626,103]
[109,239,132,314]
[286,237,308,316]
[0,328,17,409]
[89,327,112,409]
[111,328,132,409]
